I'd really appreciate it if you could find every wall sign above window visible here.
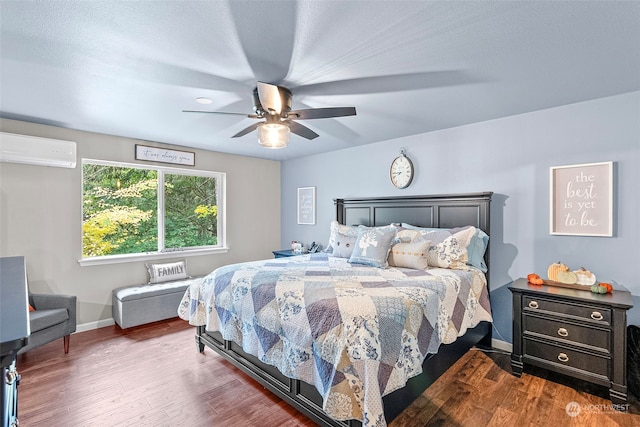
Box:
[135,144,195,166]
[550,161,613,237]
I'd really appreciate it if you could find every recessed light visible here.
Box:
[196,97,212,105]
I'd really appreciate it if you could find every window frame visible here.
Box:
[79,159,227,266]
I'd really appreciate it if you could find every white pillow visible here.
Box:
[332,231,358,258]
[146,260,189,284]
[324,220,359,253]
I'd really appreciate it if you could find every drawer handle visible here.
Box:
[528,301,539,309]
[591,311,604,321]
[558,353,569,363]
[557,327,569,337]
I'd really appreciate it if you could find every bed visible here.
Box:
[178,192,493,427]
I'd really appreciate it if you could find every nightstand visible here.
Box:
[272,249,297,258]
[509,278,633,404]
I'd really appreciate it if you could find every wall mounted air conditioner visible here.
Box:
[0,132,77,168]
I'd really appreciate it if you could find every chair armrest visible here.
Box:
[30,293,76,312]
[30,294,77,331]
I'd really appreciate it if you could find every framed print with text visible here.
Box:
[550,161,613,236]
[297,187,316,225]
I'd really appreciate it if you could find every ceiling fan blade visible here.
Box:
[257,82,283,115]
[228,1,295,84]
[288,121,319,140]
[182,110,258,118]
[289,107,356,120]
[293,71,479,96]
[232,122,261,138]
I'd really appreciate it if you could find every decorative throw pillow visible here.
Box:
[465,228,489,272]
[388,240,431,270]
[146,259,189,284]
[349,225,398,268]
[427,235,468,269]
[332,231,358,258]
[424,226,476,269]
[400,224,487,271]
[324,220,359,253]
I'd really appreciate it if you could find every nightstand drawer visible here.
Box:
[523,295,611,324]
[523,315,610,350]
[523,338,609,378]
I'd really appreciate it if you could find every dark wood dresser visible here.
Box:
[509,277,633,404]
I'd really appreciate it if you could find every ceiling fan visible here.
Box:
[183,82,356,148]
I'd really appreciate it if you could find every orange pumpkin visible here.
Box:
[527,273,544,285]
[547,262,569,281]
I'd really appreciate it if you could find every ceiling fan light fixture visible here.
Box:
[257,123,289,149]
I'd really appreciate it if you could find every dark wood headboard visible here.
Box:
[335,192,492,234]
[335,192,493,280]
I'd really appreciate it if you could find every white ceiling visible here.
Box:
[1,1,639,161]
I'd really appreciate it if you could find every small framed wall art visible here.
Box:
[549,161,613,236]
[135,144,195,166]
[297,186,316,225]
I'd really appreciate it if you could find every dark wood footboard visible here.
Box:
[195,321,491,426]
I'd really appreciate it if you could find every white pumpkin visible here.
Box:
[574,268,597,286]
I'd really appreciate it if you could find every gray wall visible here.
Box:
[280,91,640,344]
[0,119,281,327]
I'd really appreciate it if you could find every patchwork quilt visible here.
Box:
[178,253,492,427]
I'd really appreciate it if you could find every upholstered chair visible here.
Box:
[18,293,77,354]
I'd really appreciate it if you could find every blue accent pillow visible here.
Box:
[466,228,489,272]
[349,225,398,268]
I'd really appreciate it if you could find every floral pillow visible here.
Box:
[349,225,398,268]
[425,227,475,269]
[426,234,468,269]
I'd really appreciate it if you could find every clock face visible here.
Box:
[390,155,414,189]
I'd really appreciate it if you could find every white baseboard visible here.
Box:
[75,318,115,333]
[491,338,512,353]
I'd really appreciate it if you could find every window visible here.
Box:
[81,160,225,264]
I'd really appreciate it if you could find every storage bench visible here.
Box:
[112,276,203,329]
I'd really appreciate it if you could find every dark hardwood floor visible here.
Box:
[16,318,639,426]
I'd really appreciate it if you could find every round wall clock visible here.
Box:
[390,151,414,189]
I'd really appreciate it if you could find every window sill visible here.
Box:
[78,247,230,267]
